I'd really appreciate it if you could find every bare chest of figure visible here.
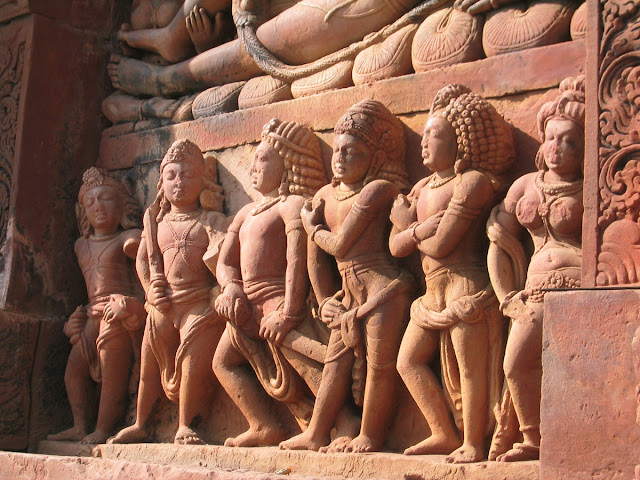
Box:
[157,217,210,285]
[416,181,454,222]
[324,192,358,233]
[239,206,287,281]
[516,189,583,238]
[78,234,132,298]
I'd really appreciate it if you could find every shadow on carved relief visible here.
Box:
[101,0,585,126]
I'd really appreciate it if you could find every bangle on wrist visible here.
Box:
[222,278,243,292]
[410,221,420,244]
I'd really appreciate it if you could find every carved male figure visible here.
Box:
[48,168,145,445]
[110,139,229,445]
[281,100,413,453]
[487,76,585,461]
[213,118,333,447]
[389,85,515,463]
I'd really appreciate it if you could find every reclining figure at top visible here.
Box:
[108,0,521,99]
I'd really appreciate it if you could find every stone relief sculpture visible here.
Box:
[118,0,234,64]
[110,139,230,445]
[103,0,489,123]
[48,168,145,444]
[102,0,581,124]
[487,75,584,461]
[103,0,236,124]
[280,100,414,453]
[212,118,345,447]
[633,324,640,478]
[595,1,640,286]
[389,85,515,463]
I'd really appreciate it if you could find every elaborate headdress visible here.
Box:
[76,167,141,238]
[154,139,224,221]
[431,84,515,176]
[261,118,326,198]
[334,100,409,189]
[535,75,586,170]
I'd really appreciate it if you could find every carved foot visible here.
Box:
[403,433,462,455]
[344,434,382,453]
[80,430,110,445]
[279,430,327,451]
[495,443,540,462]
[117,23,193,64]
[108,424,151,444]
[443,443,485,464]
[175,425,206,445]
[224,426,286,447]
[47,425,87,442]
[102,91,144,124]
[319,436,352,453]
[107,54,164,97]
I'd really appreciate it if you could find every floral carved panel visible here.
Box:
[595,0,640,285]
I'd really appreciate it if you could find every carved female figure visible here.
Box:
[213,119,332,447]
[389,85,515,463]
[487,76,584,461]
[280,100,413,453]
[110,139,229,445]
[48,168,145,445]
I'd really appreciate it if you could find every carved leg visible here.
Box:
[118,0,231,63]
[444,320,489,464]
[109,321,170,444]
[280,336,354,452]
[397,322,462,456]
[176,315,225,445]
[346,305,408,454]
[81,334,132,445]
[213,328,288,447]
[48,343,96,441]
[497,313,542,462]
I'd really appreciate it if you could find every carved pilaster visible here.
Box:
[593,0,640,285]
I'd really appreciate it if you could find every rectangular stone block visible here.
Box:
[541,289,640,479]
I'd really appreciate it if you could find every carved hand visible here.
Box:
[186,7,213,53]
[64,305,88,344]
[390,194,416,230]
[215,282,250,326]
[419,210,446,239]
[147,278,171,312]
[319,297,347,330]
[259,310,295,345]
[301,198,325,234]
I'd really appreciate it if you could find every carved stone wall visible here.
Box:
[0,2,126,450]
[585,0,640,286]
[0,18,24,283]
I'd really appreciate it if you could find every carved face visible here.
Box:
[421,116,457,173]
[162,161,203,210]
[332,133,371,186]
[251,141,285,195]
[541,117,584,176]
[83,185,123,235]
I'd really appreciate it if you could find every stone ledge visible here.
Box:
[0,450,330,480]
[98,40,585,171]
[39,441,539,480]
